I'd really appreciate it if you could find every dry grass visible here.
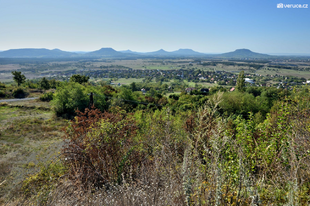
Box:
[2,100,51,110]
[0,105,67,204]
[46,161,185,206]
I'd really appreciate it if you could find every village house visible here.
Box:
[245,78,254,84]
[185,87,196,94]
[141,88,146,95]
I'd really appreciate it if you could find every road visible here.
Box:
[0,97,39,103]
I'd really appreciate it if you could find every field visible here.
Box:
[142,65,177,70]
[197,82,219,87]
[111,78,144,85]
[165,91,181,97]
[256,67,310,79]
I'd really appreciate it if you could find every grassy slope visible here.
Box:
[0,103,67,204]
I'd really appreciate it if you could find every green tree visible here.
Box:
[70,74,89,84]
[236,71,245,92]
[49,79,58,89]
[51,82,88,117]
[12,71,26,86]
[39,77,50,91]
[25,80,37,89]
[51,82,106,117]
[130,82,137,91]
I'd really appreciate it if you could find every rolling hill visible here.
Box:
[119,50,141,54]
[84,48,123,57]
[171,49,205,56]
[144,49,171,56]
[216,49,270,59]
[0,48,77,58]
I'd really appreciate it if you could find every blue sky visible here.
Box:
[0,0,309,53]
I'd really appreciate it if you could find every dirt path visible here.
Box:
[0,97,38,103]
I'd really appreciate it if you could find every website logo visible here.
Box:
[277,3,308,8]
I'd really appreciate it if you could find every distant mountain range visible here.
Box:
[0,48,307,59]
[118,48,207,57]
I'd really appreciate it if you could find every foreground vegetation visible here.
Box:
[1,72,310,205]
[0,103,66,205]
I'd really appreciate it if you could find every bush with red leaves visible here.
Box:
[62,107,147,189]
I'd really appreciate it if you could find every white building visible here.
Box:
[245,78,254,84]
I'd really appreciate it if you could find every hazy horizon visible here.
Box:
[1,48,310,56]
[1,0,309,54]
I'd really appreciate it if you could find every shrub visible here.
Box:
[39,77,50,90]
[0,82,6,88]
[24,80,38,89]
[0,90,6,98]
[220,91,269,119]
[12,87,27,98]
[169,94,179,100]
[51,82,107,117]
[62,108,147,188]
[39,92,54,102]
